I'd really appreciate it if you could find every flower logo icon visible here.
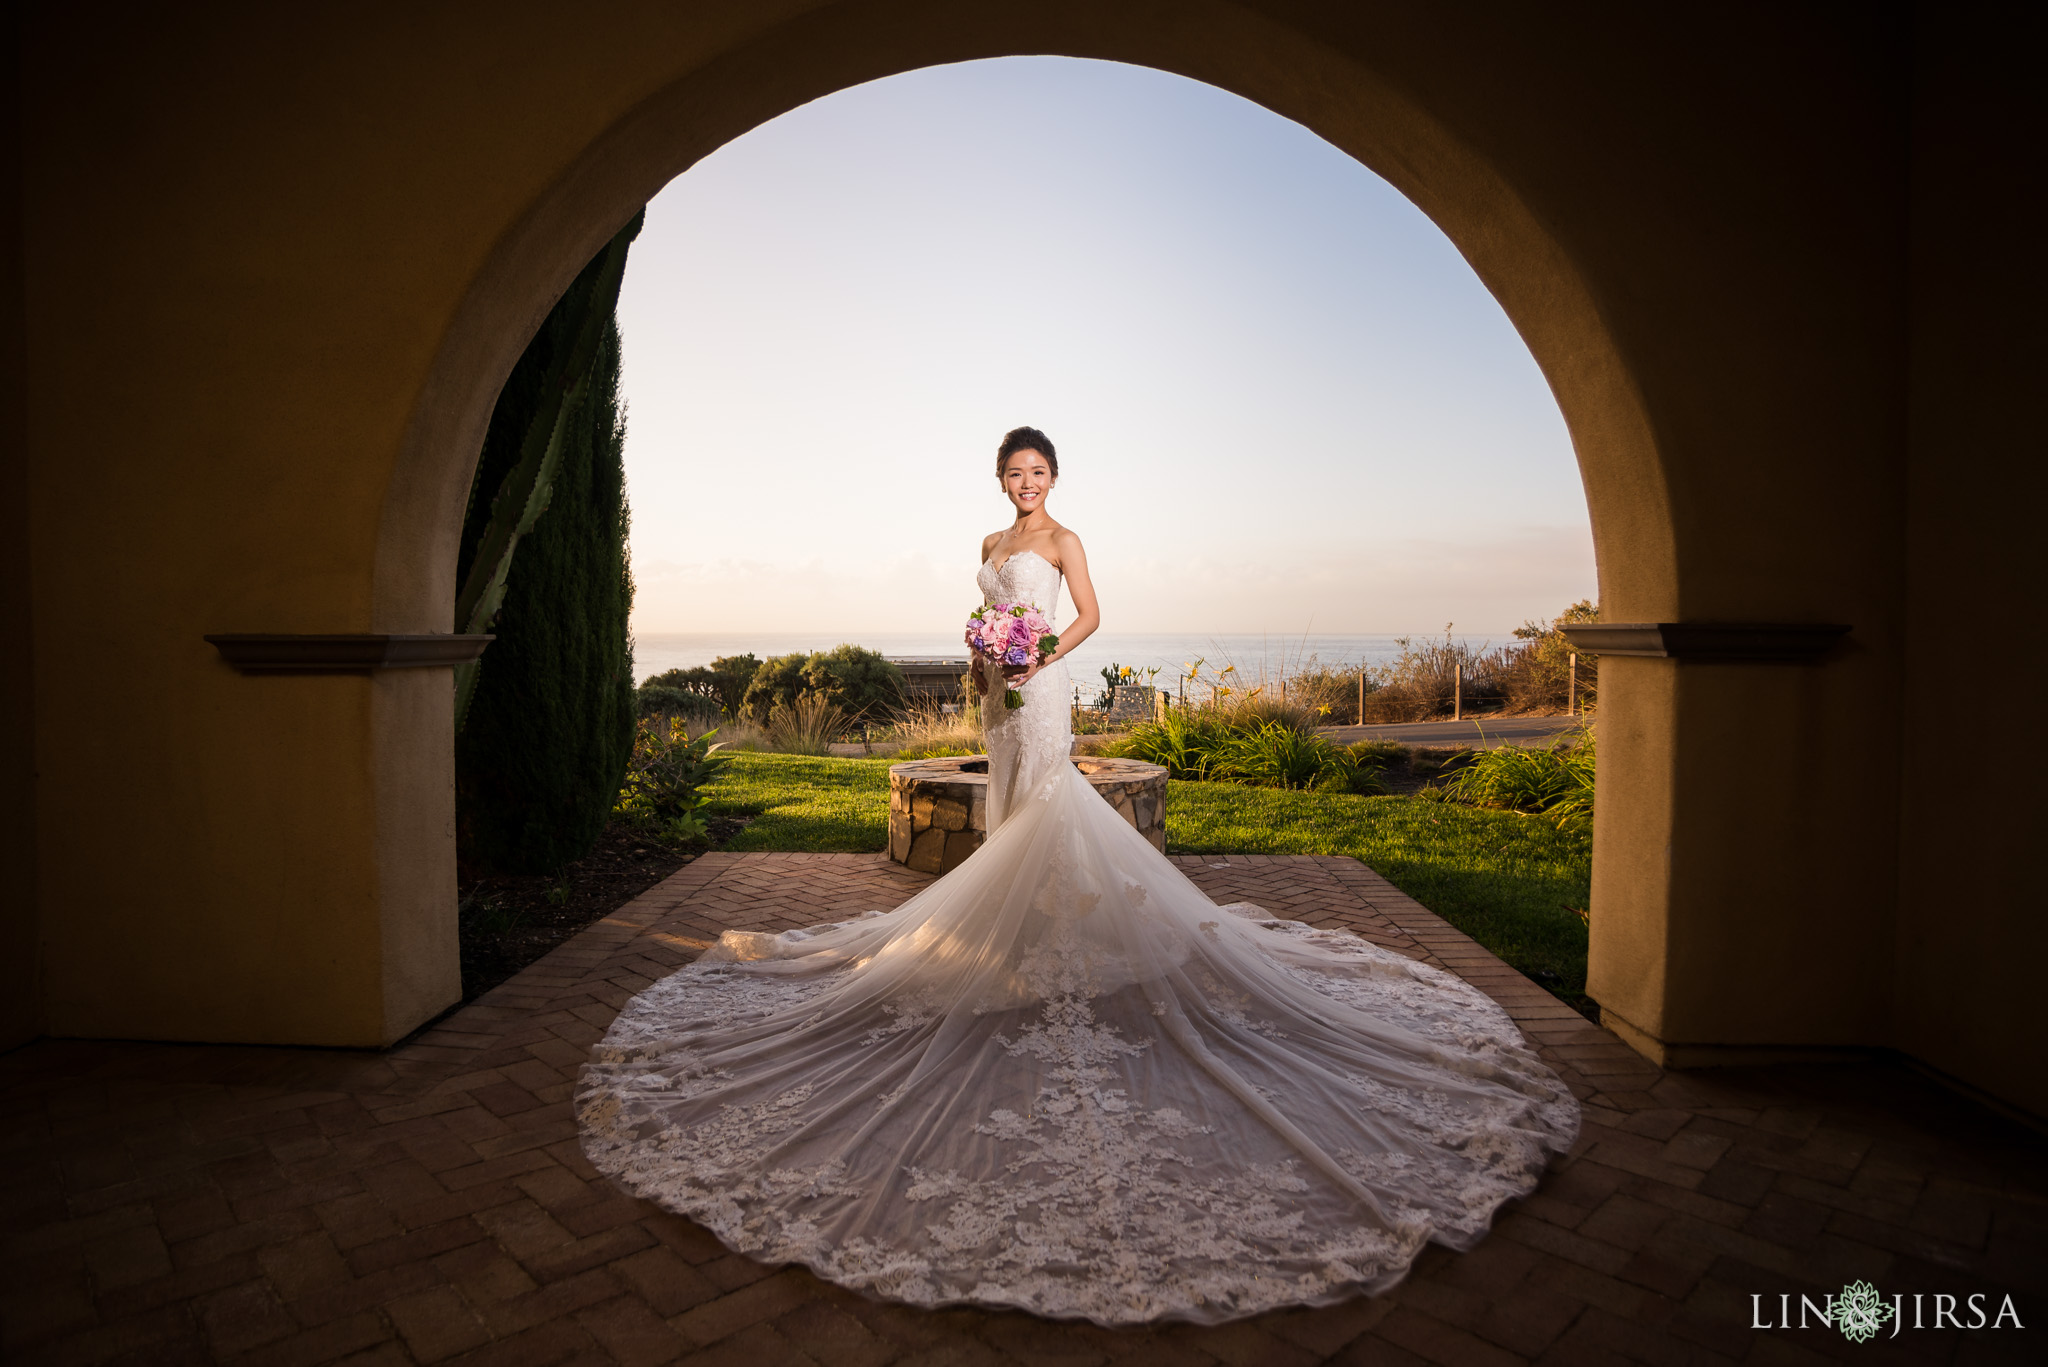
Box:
[1834,1281,1894,1343]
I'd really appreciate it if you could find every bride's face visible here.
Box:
[1001,450,1055,515]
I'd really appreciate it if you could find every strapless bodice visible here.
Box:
[975,549,1061,619]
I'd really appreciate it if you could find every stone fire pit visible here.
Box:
[888,754,1169,874]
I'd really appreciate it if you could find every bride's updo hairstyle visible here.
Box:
[996,426,1057,479]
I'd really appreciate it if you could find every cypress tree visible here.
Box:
[454,297,636,873]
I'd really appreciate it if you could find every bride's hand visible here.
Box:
[1005,656,1049,689]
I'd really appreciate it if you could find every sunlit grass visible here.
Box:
[702,753,894,850]
[1166,780,1591,1005]
[698,753,1593,1006]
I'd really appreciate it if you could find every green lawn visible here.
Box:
[699,753,1592,1007]
[1165,781,1591,1007]
[703,753,895,851]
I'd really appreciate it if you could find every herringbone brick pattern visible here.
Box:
[2,853,2041,1365]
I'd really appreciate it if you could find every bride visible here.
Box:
[578,426,1579,1325]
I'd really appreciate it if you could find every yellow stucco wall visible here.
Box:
[3,2,2039,1112]
[2,7,35,1049]
[1893,7,2047,1112]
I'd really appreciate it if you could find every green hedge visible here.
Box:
[739,644,906,723]
[454,284,636,872]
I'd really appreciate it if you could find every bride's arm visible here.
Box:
[1000,529,1098,688]
[1049,528,1100,659]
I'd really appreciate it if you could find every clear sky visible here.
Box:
[616,57,1594,637]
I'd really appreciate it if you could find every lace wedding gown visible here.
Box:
[578,550,1578,1324]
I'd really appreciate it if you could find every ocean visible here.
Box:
[631,630,1510,699]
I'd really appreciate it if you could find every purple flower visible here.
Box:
[1003,643,1030,667]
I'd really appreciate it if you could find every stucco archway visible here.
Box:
[15,1,2029,1115]
[380,2,1692,1046]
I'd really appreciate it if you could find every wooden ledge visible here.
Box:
[1560,622,1850,662]
[205,633,494,675]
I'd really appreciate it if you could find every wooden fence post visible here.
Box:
[1454,662,1463,721]
[1358,670,1365,725]
[1567,653,1577,716]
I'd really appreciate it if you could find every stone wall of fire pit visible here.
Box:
[887,754,1168,874]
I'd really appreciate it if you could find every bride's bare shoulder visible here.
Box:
[1050,524,1088,562]
[980,531,1004,563]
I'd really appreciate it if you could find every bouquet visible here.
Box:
[965,602,1059,709]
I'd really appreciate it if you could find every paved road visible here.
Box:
[1319,714,1583,749]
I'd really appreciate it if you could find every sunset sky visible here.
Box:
[615,57,1594,637]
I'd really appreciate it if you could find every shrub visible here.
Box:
[1346,739,1411,769]
[803,644,907,720]
[1176,652,1362,723]
[1338,761,1392,796]
[1191,642,1591,726]
[1210,721,1349,790]
[1339,741,1400,795]
[1215,690,1321,736]
[707,716,773,752]
[1353,628,1500,722]
[1435,725,1595,830]
[1541,729,1596,831]
[1112,707,1376,793]
[1335,603,1600,722]
[766,694,851,756]
[1109,708,1231,778]
[892,741,982,761]
[888,699,983,761]
[641,653,759,718]
[741,652,811,723]
[616,716,733,841]
[1273,658,1365,723]
[1499,599,1600,713]
[636,683,720,725]
[740,645,907,724]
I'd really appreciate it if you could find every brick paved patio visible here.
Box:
[2,853,2041,1365]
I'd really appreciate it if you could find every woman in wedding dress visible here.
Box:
[578,427,1579,1325]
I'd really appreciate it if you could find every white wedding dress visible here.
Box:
[578,550,1578,1324]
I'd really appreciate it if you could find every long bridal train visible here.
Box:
[577,550,1579,1325]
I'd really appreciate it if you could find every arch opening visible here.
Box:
[614,56,1598,669]
[376,16,1674,641]
[379,7,1681,1053]
[28,2,1952,1106]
